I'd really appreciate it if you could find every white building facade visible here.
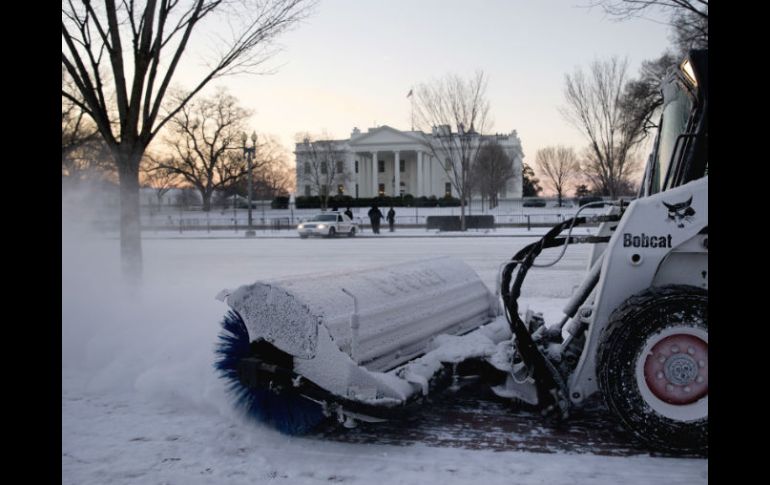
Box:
[295,125,523,199]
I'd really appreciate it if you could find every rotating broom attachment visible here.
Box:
[214,310,326,435]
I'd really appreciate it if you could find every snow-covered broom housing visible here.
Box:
[215,257,504,433]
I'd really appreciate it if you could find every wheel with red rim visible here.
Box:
[640,329,708,411]
[597,285,707,453]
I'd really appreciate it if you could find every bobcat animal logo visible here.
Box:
[663,196,695,228]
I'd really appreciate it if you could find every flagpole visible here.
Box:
[408,87,414,131]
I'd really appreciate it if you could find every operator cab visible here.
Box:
[640,49,708,197]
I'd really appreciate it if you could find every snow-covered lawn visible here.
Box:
[62,226,707,485]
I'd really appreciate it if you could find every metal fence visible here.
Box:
[90,196,611,233]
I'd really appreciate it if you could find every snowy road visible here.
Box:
[62,228,708,484]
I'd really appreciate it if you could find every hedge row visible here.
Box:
[289,195,462,209]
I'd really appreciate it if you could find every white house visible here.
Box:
[295,125,523,199]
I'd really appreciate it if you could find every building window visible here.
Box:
[304,162,310,173]
[445,183,452,198]
[400,159,405,172]
[355,184,359,198]
[321,161,328,174]
[321,185,328,196]
[337,184,345,195]
[355,160,359,173]
[400,182,406,195]
[378,183,385,196]
[305,185,311,197]
[378,160,385,173]
[336,161,344,173]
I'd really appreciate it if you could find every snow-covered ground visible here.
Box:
[62,219,707,484]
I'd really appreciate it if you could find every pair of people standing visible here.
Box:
[368,205,396,234]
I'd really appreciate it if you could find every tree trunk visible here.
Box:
[115,149,144,286]
[202,191,212,212]
[460,196,466,231]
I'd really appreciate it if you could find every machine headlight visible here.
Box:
[298,224,304,229]
[318,224,327,229]
[681,58,697,87]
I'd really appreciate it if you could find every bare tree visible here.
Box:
[156,89,255,211]
[62,0,314,281]
[592,0,707,54]
[62,101,98,162]
[296,134,349,210]
[670,6,707,55]
[62,68,109,182]
[62,69,100,164]
[593,1,706,152]
[229,135,294,199]
[142,153,181,211]
[535,146,580,207]
[579,145,641,197]
[560,58,645,198]
[471,140,515,210]
[593,0,708,23]
[253,136,295,197]
[215,134,292,205]
[254,163,293,198]
[607,0,707,53]
[619,52,678,140]
[62,135,117,183]
[413,71,491,230]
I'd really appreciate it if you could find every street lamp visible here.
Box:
[242,131,257,237]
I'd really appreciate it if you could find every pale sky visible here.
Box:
[177,0,674,183]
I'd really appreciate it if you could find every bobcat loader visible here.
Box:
[215,50,708,453]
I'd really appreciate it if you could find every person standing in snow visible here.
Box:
[386,206,396,232]
[344,207,353,220]
[368,204,384,234]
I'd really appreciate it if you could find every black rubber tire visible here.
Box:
[299,235,308,239]
[348,228,356,237]
[327,227,336,238]
[597,284,708,454]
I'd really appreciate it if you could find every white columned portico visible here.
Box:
[428,154,434,196]
[371,151,378,196]
[417,151,423,196]
[393,150,400,196]
[347,151,356,195]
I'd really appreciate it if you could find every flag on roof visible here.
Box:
[407,89,413,98]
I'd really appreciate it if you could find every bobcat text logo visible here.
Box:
[663,196,696,228]
[623,233,672,249]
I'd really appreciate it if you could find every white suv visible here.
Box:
[297,212,358,238]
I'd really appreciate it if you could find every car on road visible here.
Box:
[297,212,358,238]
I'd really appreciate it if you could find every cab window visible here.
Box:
[650,84,693,194]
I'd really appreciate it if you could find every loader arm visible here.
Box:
[566,178,708,404]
